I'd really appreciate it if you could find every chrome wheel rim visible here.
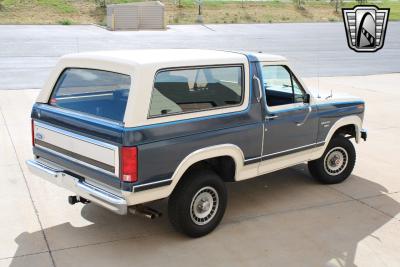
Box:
[190,186,219,225]
[324,147,348,176]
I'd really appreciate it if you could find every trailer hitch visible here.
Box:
[68,195,91,205]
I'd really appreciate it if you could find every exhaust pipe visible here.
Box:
[68,195,90,205]
[128,205,162,219]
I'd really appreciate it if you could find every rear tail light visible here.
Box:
[121,146,138,183]
[31,120,35,147]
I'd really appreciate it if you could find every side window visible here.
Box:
[293,78,306,103]
[149,66,243,117]
[262,65,306,107]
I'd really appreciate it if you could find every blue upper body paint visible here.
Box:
[31,54,364,190]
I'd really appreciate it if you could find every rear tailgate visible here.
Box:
[31,68,132,189]
[31,105,124,190]
[33,121,119,177]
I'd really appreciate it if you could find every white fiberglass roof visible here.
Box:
[62,49,287,66]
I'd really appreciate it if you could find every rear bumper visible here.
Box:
[26,159,128,215]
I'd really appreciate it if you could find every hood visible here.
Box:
[309,88,364,105]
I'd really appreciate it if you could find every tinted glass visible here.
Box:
[293,78,305,103]
[50,68,131,122]
[149,66,243,117]
[262,65,305,107]
[263,66,292,94]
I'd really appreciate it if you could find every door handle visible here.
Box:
[296,105,312,126]
[265,114,279,120]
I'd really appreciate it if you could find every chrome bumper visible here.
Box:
[26,159,128,215]
[361,128,367,141]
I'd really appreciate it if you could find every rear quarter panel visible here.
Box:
[123,95,263,187]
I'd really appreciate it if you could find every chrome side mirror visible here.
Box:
[253,75,263,103]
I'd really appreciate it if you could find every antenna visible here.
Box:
[76,37,80,53]
[325,88,333,99]
[317,36,320,98]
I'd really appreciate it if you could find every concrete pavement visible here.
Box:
[0,23,400,89]
[0,74,399,267]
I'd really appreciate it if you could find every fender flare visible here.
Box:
[169,144,245,187]
[311,115,362,160]
[325,115,362,143]
[124,144,245,205]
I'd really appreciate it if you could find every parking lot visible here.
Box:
[0,23,399,89]
[0,72,399,266]
[0,23,399,267]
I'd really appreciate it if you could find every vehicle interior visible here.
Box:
[263,65,306,107]
[49,68,131,122]
[151,67,243,116]
[51,89,129,122]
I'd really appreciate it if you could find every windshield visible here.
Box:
[49,68,131,122]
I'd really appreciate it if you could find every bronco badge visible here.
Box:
[342,5,390,52]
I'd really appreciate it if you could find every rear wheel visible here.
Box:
[168,169,227,237]
[308,136,356,184]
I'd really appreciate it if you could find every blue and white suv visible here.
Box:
[27,49,367,237]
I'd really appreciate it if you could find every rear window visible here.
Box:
[149,65,243,117]
[50,68,131,122]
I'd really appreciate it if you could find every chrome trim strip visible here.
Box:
[244,141,325,163]
[35,139,115,172]
[253,75,263,102]
[56,93,113,100]
[27,159,62,176]
[26,159,127,215]
[35,121,117,150]
[132,178,173,191]
[37,104,124,127]
[260,121,266,162]
[36,144,117,177]
[77,181,126,205]
[296,105,312,126]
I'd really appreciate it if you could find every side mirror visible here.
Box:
[304,93,311,104]
[253,75,263,103]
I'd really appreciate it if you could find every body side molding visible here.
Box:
[311,115,362,160]
[122,144,247,205]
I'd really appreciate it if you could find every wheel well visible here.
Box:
[182,156,236,183]
[333,124,356,139]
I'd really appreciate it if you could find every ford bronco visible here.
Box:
[27,49,367,237]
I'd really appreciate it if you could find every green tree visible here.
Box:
[331,0,342,13]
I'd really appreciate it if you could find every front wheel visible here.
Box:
[308,136,356,184]
[168,169,227,237]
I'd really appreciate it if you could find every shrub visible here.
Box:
[293,0,305,9]
[58,19,73,25]
[173,16,180,24]
[95,0,107,8]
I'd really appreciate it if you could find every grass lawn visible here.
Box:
[0,0,398,25]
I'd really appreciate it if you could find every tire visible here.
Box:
[308,135,356,184]
[168,168,227,238]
